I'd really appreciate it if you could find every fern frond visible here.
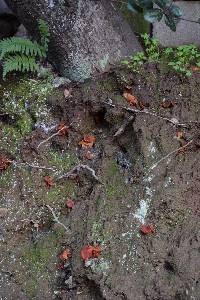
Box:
[3,55,39,78]
[38,19,50,52]
[0,37,46,60]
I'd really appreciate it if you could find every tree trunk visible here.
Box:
[5,0,142,82]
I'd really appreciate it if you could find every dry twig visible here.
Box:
[104,101,190,128]
[57,164,101,183]
[46,205,70,233]
[12,161,56,171]
[114,116,134,137]
[149,140,193,171]
[37,125,68,149]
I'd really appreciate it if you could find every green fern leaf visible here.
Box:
[38,19,50,52]
[0,37,46,60]
[3,55,39,79]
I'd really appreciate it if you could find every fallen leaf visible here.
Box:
[176,131,184,140]
[0,208,9,218]
[59,249,71,260]
[124,85,133,93]
[123,92,138,106]
[56,263,65,270]
[57,122,70,136]
[83,151,95,160]
[0,156,12,171]
[79,135,96,148]
[66,199,75,209]
[138,100,150,110]
[81,245,101,261]
[140,224,155,234]
[44,175,54,187]
[63,88,72,98]
[161,100,175,109]
[190,66,200,72]
[177,142,188,155]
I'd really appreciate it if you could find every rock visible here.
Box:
[6,0,142,81]
[153,1,200,46]
[52,77,71,88]
[0,207,9,218]
[0,0,12,14]
[15,24,28,38]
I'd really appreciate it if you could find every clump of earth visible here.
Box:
[0,65,200,300]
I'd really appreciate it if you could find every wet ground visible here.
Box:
[0,65,200,300]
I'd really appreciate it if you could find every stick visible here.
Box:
[57,164,101,183]
[124,107,188,127]
[46,205,70,233]
[149,140,193,171]
[37,121,74,149]
[114,116,134,137]
[37,126,67,149]
[104,101,189,128]
[12,161,56,171]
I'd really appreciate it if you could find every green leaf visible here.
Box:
[154,0,169,9]
[127,0,143,13]
[186,71,192,77]
[164,15,177,31]
[169,5,182,18]
[136,0,153,9]
[144,9,163,23]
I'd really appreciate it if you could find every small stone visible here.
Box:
[64,276,73,289]
[0,208,9,218]
[170,118,179,125]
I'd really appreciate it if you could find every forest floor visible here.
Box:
[0,64,200,300]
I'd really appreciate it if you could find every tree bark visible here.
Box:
[5,0,142,82]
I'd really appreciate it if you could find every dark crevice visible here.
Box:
[0,13,20,39]
[84,278,106,300]
[164,260,175,273]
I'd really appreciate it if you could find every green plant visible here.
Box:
[122,34,160,72]
[167,45,200,76]
[141,33,160,61]
[0,19,49,79]
[123,35,200,77]
[127,0,200,31]
[122,52,146,72]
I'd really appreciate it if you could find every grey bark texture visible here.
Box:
[5,0,142,82]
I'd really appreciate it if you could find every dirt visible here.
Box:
[0,65,200,300]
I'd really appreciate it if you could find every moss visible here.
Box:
[48,150,78,174]
[100,77,118,93]
[23,231,63,271]
[21,229,64,298]
[16,112,33,135]
[91,219,113,247]
[113,94,125,105]
[1,125,23,154]
[1,78,53,116]
[0,77,54,156]
[91,220,104,242]
[103,160,125,199]
[43,180,77,205]
[24,279,38,300]
[0,167,15,189]
[20,169,34,188]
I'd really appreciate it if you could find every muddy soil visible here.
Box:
[0,65,200,300]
